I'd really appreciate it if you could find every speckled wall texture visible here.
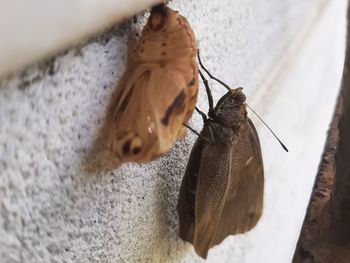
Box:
[0,0,346,262]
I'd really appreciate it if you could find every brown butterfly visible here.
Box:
[177,53,264,259]
[100,3,198,168]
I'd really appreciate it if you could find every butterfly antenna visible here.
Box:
[197,49,231,91]
[198,69,214,112]
[246,104,289,152]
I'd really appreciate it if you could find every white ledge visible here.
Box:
[0,0,161,78]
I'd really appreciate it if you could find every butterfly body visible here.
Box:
[177,88,264,259]
[102,5,198,168]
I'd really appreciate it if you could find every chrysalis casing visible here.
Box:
[101,4,198,168]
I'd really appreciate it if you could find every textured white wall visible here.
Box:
[0,0,346,262]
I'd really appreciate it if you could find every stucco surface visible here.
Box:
[0,0,346,262]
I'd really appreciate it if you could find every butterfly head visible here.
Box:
[209,87,247,128]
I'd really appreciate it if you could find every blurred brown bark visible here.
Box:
[293,2,350,262]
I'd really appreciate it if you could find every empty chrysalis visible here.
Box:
[100,3,198,168]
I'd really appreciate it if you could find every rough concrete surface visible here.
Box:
[0,0,346,262]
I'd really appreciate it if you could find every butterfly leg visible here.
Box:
[197,50,231,91]
[183,123,211,143]
[195,107,207,123]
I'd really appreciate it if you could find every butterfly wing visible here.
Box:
[192,139,233,258]
[177,136,207,244]
[211,118,264,245]
[178,119,263,259]
[177,123,234,259]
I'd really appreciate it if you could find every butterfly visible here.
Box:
[177,52,264,259]
[100,3,198,168]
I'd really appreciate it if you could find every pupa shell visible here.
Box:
[101,4,198,168]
